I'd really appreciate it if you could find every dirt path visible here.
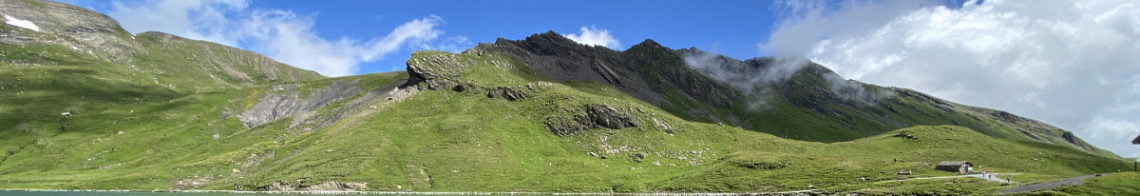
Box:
[903,173,1021,183]
[996,174,1096,194]
[964,173,1017,183]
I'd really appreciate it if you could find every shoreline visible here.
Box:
[0,188,818,195]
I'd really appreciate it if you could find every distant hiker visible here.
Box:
[893,158,897,163]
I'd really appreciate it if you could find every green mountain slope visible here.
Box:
[470,32,1112,157]
[0,1,1131,194]
[0,0,321,179]
[0,48,1128,193]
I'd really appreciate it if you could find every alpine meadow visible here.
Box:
[0,0,1136,195]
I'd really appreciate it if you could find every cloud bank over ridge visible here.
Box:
[772,0,1140,157]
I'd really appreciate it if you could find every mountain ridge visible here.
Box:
[464,31,1110,157]
[0,0,1130,194]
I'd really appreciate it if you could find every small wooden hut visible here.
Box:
[935,161,972,174]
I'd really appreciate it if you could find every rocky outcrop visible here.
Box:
[652,118,675,134]
[257,180,367,191]
[586,104,639,129]
[307,181,368,191]
[486,87,529,101]
[545,115,595,136]
[405,52,475,90]
[545,104,640,136]
[238,79,362,129]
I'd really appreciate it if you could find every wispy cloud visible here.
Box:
[104,0,465,76]
[679,0,924,109]
[772,0,1140,156]
[565,26,620,49]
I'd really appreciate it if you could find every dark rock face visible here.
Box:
[470,32,747,129]
[586,104,639,129]
[468,32,668,105]
[631,43,743,109]
[545,104,640,136]
[486,87,529,101]
[1061,131,1078,146]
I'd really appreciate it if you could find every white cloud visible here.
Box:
[104,0,465,76]
[565,26,620,49]
[109,0,247,46]
[771,0,1140,157]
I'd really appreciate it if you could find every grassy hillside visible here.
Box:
[471,33,1113,158]
[0,2,1128,193]
[132,31,324,92]
[0,9,324,193]
[1050,172,1140,195]
[0,4,322,171]
[0,49,1128,194]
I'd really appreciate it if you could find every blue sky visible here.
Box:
[62,0,1140,157]
[251,0,778,63]
[258,0,785,74]
[69,0,783,75]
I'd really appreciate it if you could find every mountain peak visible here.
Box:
[634,39,662,48]
[627,39,669,54]
[521,30,578,46]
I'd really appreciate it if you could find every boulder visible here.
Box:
[631,152,647,162]
[545,104,640,136]
[486,87,530,101]
[586,104,639,129]
[545,115,593,136]
[652,118,674,134]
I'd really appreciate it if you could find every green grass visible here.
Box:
[845,178,998,195]
[1044,172,1140,195]
[0,37,1129,195]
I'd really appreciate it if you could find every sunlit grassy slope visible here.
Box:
[1051,172,1140,195]
[0,47,1128,194]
